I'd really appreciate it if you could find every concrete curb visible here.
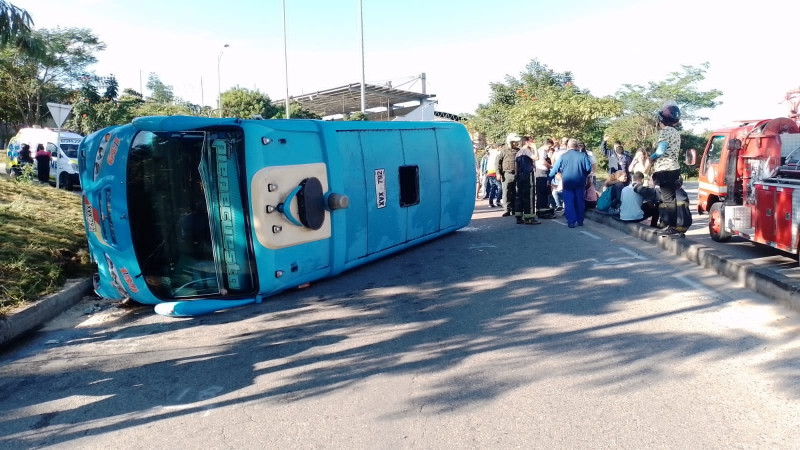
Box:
[585,210,800,312]
[0,278,92,347]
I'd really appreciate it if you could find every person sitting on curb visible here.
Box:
[632,173,662,228]
[604,170,627,215]
[619,172,645,222]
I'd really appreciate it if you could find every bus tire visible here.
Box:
[709,202,731,242]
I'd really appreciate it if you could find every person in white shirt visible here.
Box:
[629,149,652,187]
[534,139,555,218]
[620,172,660,226]
[619,173,645,222]
[550,137,569,211]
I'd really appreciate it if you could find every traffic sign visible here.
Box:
[46,102,72,128]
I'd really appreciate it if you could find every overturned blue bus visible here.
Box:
[79,116,475,316]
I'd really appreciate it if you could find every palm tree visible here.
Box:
[0,1,40,54]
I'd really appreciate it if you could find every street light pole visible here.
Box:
[282,0,290,119]
[217,43,229,118]
[359,0,366,113]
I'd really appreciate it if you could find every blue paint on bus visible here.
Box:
[79,116,474,315]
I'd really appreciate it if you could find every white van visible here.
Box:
[5,128,83,189]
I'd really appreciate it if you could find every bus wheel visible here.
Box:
[709,203,731,242]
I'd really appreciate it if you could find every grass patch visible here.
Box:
[0,178,92,315]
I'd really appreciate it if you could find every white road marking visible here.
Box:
[619,247,648,261]
[554,220,568,226]
[580,230,601,240]
[468,244,498,250]
[592,262,642,269]
[671,274,717,298]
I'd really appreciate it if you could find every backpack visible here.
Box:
[596,187,613,211]
[584,176,598,202]
[675,188,693,232]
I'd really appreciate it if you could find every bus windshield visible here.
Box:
[127,128,255,299]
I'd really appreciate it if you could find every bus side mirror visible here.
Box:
[685,148,697,166]
[728,138,742,151]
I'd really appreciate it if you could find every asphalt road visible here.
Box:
[1,201,800,448]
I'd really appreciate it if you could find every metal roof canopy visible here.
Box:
[276,82,434,117]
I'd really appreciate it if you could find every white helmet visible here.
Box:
[505,133,521,147]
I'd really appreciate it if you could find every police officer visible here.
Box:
[497,133,521,217]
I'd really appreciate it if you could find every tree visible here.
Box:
[0,1,41,56]
[102,74,118,101]
[0,27,105,126]
[220,87,279,119]
[344,111,368,121]
[134,101,194,117]
[272,101,321,120]
[116,88,144,122]
[66,76,135,135]
[605,63,722,150]
[469,59,621,144]
[146,73,175,104]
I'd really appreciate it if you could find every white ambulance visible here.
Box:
[5,128,84,189]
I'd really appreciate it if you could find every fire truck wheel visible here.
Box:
[709,203,731,242]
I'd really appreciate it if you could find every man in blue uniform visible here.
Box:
[548,139,592,228]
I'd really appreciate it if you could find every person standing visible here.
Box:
[534,139,555,218]
[34,143,51,183]
[601,138,632,183]
[650,101,682,235]
[550,138,569,212]
[17,143,33,166]
[549,139,592,228]
[514,136,540,225]
[478,149,490,199]
[485,144,502,207]
[497,133,521,217]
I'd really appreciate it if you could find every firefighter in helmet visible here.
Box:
[497,133,521,217]
[650,100,682,235]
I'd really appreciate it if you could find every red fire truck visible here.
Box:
[698,90,800,254]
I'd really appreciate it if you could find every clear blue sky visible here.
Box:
[16,0,800,129]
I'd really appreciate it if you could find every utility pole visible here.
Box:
[359,0,366,113]
[283,0,291,119]
[217,44,229,118]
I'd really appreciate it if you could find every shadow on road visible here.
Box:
[0,212,797,446]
